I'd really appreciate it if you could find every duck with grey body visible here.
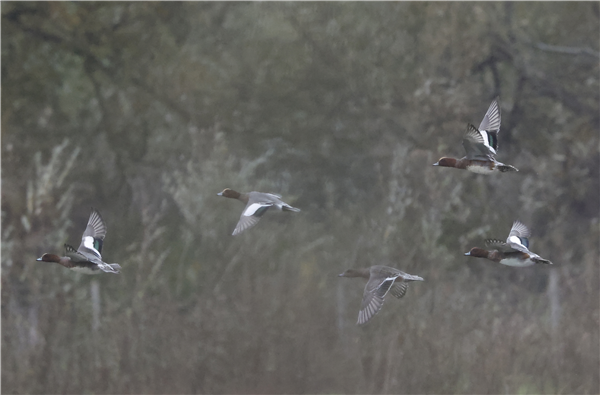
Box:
[465,220,552,267]
[217,188,300,235]
[339,265,424,325]
[36,208,121,274]
[434,97,518,174]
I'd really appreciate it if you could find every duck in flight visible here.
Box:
[434,97,518,174]
[339,265,424,325]
[217,188,300,235]
[36,208,121,274]
[465,220,552,267]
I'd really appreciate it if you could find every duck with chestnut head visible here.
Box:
[465,220,552,267]
[434,97,518,174]
[217,188,300,235]
[36,208,121,274]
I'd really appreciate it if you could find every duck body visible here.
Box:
[465,220,552,267]
[434,97,518,174]
[464,247,549,267]
[36,252,120,274]
[218,188,300,235]
[339,265,424,325]
[36,208,121,274]
[434,156,517,174]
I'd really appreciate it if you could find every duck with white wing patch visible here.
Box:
[36,208,121,274]
[217,188,300,235]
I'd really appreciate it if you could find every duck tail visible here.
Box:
[498,164,519,172]
[405,274,424,282]
[108,263,122,273]
[283,205,301,212]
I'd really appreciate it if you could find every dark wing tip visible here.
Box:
[484,239,506,247]
[64,243,78,252]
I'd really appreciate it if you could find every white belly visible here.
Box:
[467,165,495,174]
[500,258,534,267]
[69,266,101,275]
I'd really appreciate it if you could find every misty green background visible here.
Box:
[2,2,599,394]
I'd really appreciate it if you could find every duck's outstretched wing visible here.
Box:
[479,97,501,136]
[462,124,497,160]
[77,208,107,258]
[232,202,274,235]
[389,282,408,299]
[65,244,119,273]
[507,220,531,248]
[357,275,396,325]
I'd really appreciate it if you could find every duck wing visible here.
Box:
[464,98,501,157]
[389,282,408,299]
[65,244,93,263]
[65,244,119,273]
[462,124,497,160]
[357,274,397,325]
[249,191,282,201]
[77,208,107,258]
[485,239,529,254]
[264,192,282,199]
[478,97,501,139]
[232,202,274,235]
[507,220,531,248]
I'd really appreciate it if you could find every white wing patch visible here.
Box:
[479,131,497,154]
[83,236,102,257]
[509,221,531,238]
[243,203,271,216]
[508,235,525,247]
[378,277,397,297]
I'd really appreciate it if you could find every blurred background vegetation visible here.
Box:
[2,2,598,394]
